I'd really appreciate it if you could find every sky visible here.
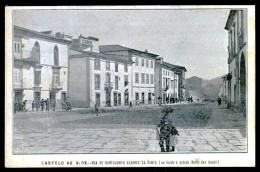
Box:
[14,9,230,80]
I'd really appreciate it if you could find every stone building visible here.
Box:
[99,45,158,105]
[225,9,247,110]
[13,25,72,111]
[154,58,180,104]
[68,38,133,107]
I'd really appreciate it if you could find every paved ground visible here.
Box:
[13,102,247,154]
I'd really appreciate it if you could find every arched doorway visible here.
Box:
[240,53,246,111]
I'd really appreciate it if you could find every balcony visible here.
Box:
[14,79,24,89]
[49,82,63,90]
[104,82,113,92]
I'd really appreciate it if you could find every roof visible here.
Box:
[162,61,187,72]
[79,34,99,41]
[70,51,134,64]
[225,10,237,30]
[14,25,72,44]
[99,45,159,58]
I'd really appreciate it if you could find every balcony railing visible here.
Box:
[14,79,24,89]
[104,82,113,91]
[49,82,63,90]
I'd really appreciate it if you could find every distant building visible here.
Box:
[225,10,247,109]
[154,59,180,104]
[173,65,187,101]
[68,37,133,107]
[100,45,158,105]
[13,25,71,111]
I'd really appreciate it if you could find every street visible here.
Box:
[13,102,247,154]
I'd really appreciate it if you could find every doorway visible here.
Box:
[95,93,100,106]
[34,91,41,110]
[124,92,129,106]
[49,91,56,109]
[240,54,246,109]
[114,92,118,106]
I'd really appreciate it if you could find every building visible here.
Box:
[99,45,158,105]
[172,65,187,101]
[154,59,180,104]
[13,25,72,111]
[225,10,247,110]
[220,75,229,101]
[68,38,133,107]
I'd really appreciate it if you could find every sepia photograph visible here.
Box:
[5,6,255,167]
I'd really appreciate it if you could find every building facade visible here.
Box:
[13,25,71,111]
[154,60,180,104]
[100,45,158,105]
[225,10,247,109]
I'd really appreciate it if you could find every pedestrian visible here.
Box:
[40,99,45,111]
[197,99,199,102]
[32,100,35,111]
[95,103,99,116]
[217,97,222,106]
[169,120,179,152]
[53,100,56,111]
[129,101,132,109]
[14,100,18,113]
[22,100,27,112]
[157,107,174,152]
[45,98,50,111]
[190,96,193,103]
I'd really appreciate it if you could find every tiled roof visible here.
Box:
[70,51,133,64]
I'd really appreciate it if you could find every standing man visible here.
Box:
[53,100,56,111]
[32,100,35,111]
[217,97,222,106]
[40,99,45,111]
[95,103,99,116]
[129,101,132,109]
[46,98,50,111]
[22,100,27,112]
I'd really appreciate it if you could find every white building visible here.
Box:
[99,45,159,105]
[13,25,71,111]
[225,10,247,110]
[69,37,133,107]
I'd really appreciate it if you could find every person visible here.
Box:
[41,99,45,111]
[190,96,193,103]
[53,100,56,111]
[32,101,35,111]
[129,101,132,109]
[95,103,99,116]
[158,96,162,106]
[197,99,199,102]
[14,100,18,113]
[22,100,27,112]
[45,98,50,111]
[157,107,174,152]
[217,97,222,106]
[169,121,179,152]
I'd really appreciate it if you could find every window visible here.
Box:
[151,61,153,68]
[150,74,154,84]
[124,75,128,87]
[34,70,41,85]
[106,61,110,71]
[95,74,100,90]
[115,62,118,72]
[94,59,100,70]
[146,59,149,67]
[135,92,139,101]
[124,64,128,72]
[163,77,166,88]
[54,45,59,66]
[142,93,145,104]
[163,70,165,75]
[33,41,40,63]
[14,43,16,53]
[135,73,139,83]
[135,58,139,66]
[146,74,149,84]
[115,76,119,90]
[106,73,111,86]
[141,73,145,84]
[118,93,121,106]
[142,59,144,66]
[17,43,20,53]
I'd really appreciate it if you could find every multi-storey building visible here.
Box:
[13,25,72,111]
[154,59,182,104]
[225,10,247,109]
[68,37,133,107]
[99,45,158,105]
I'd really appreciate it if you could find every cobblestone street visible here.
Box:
[13,103,247,154]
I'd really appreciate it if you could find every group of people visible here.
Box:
[157,107,179,152]
[187,96,193,103]
[157,96,181,106]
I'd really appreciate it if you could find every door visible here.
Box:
[114,92,117,106]
[49,91,56,109]
[124,92,129,106]
[14,90,23,111]
[148,93,152,104]
[35,92,41,110]
[61,92,66,105]
[142,92,145,104]
[106,91,111,107]
[118,93,121,106]
[135,92,139,105]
